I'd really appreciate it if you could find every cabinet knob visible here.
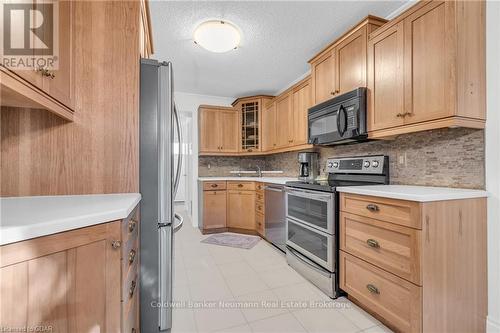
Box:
[330,91,335,95]
[237,184,243,188]
[37,67,55,79]
[128,249,137,264]
[129,279,137,298]
[366,284,380,294]
[366,239,380,248]
[366,204,379,212]
[129,220,137,233]
[111,240,121,249]
[211,184,218,188]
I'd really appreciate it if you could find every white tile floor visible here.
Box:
[172,209,393,333]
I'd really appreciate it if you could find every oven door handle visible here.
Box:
[287,246,331,277]
[285,187,333,201]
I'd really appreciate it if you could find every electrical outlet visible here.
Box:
[397,152,407,167]
[207,163,211,169]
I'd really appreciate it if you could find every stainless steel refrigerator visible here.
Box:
[140,59,183,332]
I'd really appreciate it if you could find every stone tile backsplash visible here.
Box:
[199,128,485,189]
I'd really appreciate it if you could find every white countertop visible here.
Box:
[198,176,297,185]
[0,193,141,245]
[336,185,488,202]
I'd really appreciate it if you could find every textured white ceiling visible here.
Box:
[150,1,408,97]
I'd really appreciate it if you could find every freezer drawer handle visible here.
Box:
[366,284,380,294]
[366,239,380,248]
[366,204,379,212]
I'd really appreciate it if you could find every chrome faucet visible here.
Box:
[255,165,262,177]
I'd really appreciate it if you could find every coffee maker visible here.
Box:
[298,152,319,182]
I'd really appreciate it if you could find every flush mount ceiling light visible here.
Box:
[194,20,240,53]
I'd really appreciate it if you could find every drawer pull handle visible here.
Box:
[366,239,380,248]
[111,240,121,249]
[366,204,379,212]
[129,280,136,298]
[366,284,380,294]
[211,184,218,188]
[238,184,243,188]
[128,249,137,264]
[129,220,137,233]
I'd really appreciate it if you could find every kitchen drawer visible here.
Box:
[340,252,422,333]
[256,212,265,235]
[203,181,227,191]
[123,261,139,303]
[256,200,265,214]
[122,238,139,281]
[340,212,421,285]
[341,193,421,229]
[227,181,256,191]
[123,290,139,333]
[256,191,265,202]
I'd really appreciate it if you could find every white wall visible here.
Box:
[487,2,500,332]
[174,92,235,226]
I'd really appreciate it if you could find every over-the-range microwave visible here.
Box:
[308,87,367,145]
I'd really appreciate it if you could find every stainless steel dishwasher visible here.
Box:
[265,184,286,252]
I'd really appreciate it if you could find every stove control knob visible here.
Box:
[332,161,339,168]
[327,162,333,168]
[372,160,380,168]
[364,161,371,168]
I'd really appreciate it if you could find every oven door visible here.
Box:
[285,187,334,234]
[286,218,335,272]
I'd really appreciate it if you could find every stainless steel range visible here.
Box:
[285,155,389,298]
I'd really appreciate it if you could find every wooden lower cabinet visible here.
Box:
[0,206,140,333]
[339,193,487,333]
[227,190,256,230]
[202,189,227,231]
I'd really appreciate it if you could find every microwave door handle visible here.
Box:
[337,105,347,137]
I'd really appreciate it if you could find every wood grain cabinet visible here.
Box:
[227,190,256,230]
[275,92,293,149]
[309,16,387,106]
[201,182,227,232]
[0,0,75,120]
[262,100,277,151]
[198,105,239,154]
[140,0,154,58]
[339,193,486,333]
[0,206,140,333]
[368,0,486,138]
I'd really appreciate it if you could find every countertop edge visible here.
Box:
[336,186,488,202]
[1,194,141,246]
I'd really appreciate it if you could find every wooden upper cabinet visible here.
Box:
[291,78,312,145]
[41,0,74,109]
[275,92,293,149]
[403,2,452,124]
[311,50,336,105]
[199,107,221,153]
[198,106,239,154]
[367,22,405,132]
[367,1,486,138]
[262,101,277,151]
[219,109,239,152]
[336,26,367,95]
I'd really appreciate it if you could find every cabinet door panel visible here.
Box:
[292,80,311,145]
[203,190,227,229]
[220,110,239,152]
[42,0,74,108]
[404,2,452,124]
[199,109,221,153]
[368,22,405,131]
[227,190,255,230]
[262,102,276,151]
[312,50,335,104]
[275,93,292,148]
[336,27,367,95]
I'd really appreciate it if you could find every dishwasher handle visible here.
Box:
[265,186,284,192]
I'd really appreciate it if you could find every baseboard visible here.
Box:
[488,316,500,333]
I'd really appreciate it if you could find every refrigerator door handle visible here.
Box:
[158,225,173,331]
[173,104,183,198]
[174,213,184,233]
